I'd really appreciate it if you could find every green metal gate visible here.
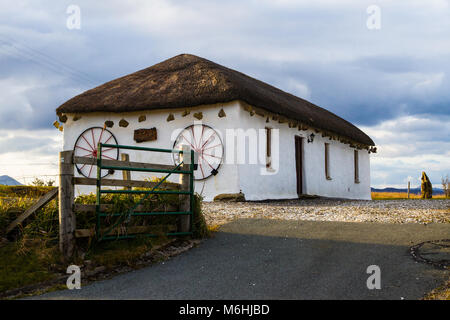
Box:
[95,143,194,241]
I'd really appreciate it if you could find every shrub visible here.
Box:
[192,193,210,239]
[0,185,55,198]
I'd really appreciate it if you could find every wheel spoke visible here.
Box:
[75,145,93,153]
[203,144,221,151]
[98,127,105,146]
[181,134,196,150]
[88,164,94,178]
[102,154,116,160]
[79,153,94,158]
[91,129,96,149]
[199,125,205,150]
[199,163,205,179]
[201,134,214,149]
[104,134,113,144]
[190,126,198,150]
[200,154,215,170]
[81,135,95,151]
[203,153,221,159]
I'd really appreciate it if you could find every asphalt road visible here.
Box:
[37,219,449,299]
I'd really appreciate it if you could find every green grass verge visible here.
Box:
[0,185,55,198]
[0,236,169,294]
[423,280,450,300]
[0,191,208,295]
[0,242,58,292]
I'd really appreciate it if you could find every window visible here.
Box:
[354,150,360,183]
[325,143,331,180]
[265,127,272,168]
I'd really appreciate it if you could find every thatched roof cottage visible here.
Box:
[56,54,375,200]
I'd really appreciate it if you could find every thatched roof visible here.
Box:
[56,54,374,146]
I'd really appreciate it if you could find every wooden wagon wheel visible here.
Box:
[73,127,119,178]
[173,124,224,181]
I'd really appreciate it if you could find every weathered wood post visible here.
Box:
[178,145,191,233]
[121,153,131,191]
[59,150,75,258]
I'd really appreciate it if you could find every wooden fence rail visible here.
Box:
[59,150,188,259]
[6,188,58,234]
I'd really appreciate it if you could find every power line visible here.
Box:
[3,34,97,83]
[0,163,58,166]
[0,34,98,87]
[0,33,98,85]
[0,40,96,87]
[16,174,58,178]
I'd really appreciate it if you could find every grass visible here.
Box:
[372,192,447,200]
[0,187,209,296]
[84,235,169,268]
[0,197,36,233]
[0,234,170,294]
[423,280,450,300]
[0,185,55,198]
[0,241,59,292]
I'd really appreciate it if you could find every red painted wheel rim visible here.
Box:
[173,124,224,181]
[73,127,119,178]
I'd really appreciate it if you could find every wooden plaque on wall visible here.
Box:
[134,128,157,143]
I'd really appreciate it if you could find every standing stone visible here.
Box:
[421,171,432,199]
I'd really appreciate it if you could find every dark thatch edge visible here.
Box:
[56,54,374,146]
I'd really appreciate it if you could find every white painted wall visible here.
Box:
[62,100,371,201]
[62,101,242,201]
[235,102,371,200]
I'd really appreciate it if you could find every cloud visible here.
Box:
[2,1,450,127]
[0,1,449,187]
[360,115,450,187]
[0,129,62,184]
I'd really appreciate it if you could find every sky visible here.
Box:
[0,0,449,188]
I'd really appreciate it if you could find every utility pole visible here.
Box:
[407,181,410,199]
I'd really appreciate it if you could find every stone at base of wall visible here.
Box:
[213,192,246,202]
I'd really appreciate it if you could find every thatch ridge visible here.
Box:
[56,54,374,146]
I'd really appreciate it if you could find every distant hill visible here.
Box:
[371,187,444,195]
[0,175,23,186]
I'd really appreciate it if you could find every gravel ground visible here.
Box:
[203,199,450,226]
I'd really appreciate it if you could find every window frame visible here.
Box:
[265,127,272,168]
[354,149,360,184]
[325,143,331,180]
